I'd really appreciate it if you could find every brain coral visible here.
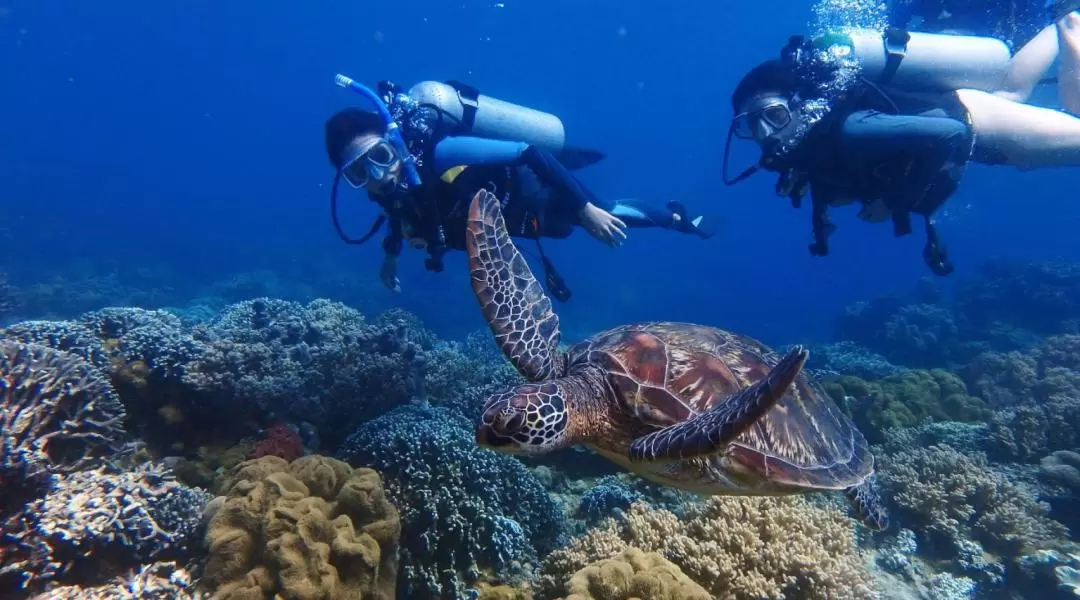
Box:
[0,339,126,492]
[541,497,875,600]
[556,547,711,600]
[201,455,400,600]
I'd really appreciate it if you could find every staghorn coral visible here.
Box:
[1,462,210,591]
[0,340,126,497]
[28,561,201,599]
[201,454,399,600]
[807,341,904,380]
[339,404,567,599]
[555,547,710,600]
[540,497,875,600]
[877,444,1068,560]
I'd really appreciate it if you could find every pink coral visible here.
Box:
[250,424,303,462]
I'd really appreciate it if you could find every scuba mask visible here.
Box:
[722,95,803,186]
[341,138,399,188]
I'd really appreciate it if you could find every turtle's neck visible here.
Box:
[560,362,620,445]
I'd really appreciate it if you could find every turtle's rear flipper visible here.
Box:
[466,189,564,382]
[628,345,809,462]
[844,477,889,531]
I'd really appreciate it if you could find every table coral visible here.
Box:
[540,497,875,600]
[555,547,710,600]
[27,561,200,599]
[1,462,210,591]
[201,455,400,600]
[0,340,126,495]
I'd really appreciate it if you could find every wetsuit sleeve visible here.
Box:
[382,211,404,257]
[433,136,594,212]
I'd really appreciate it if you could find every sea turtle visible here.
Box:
[464,188,888,530]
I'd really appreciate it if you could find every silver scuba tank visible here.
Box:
[819,28,1012,93]
[407,80,567,152]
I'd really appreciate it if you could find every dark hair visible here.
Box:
[324,108,387,169]
[730,60,801,112]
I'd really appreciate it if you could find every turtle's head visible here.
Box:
[476,381,570,455]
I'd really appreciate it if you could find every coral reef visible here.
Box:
[200,454,400,600]
[877,444,1069,569]
[541,497,875,600]
[1,462,210,591]
[823,368,989,443]
[27,561,201,599]
[340,404,567,599]
[955,260,1080,337]
[0,340,127,501]
[806,341,903,379]
[553,547,710,600]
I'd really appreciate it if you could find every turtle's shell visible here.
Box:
[567,322,873,491]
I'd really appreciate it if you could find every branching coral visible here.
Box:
[201,455,400,600]
[555,547,711,600]
[1,462,211,591]
[0,340,126,493]
[541,497,875,600]
[877,444,1068,560]
[339,404,567,599]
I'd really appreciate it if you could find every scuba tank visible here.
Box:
[405,80,568,152]
[806,28,1012,93]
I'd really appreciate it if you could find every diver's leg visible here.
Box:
[956,88,1080,168]
[1058,12,1080,115]
[995,24,1060,103]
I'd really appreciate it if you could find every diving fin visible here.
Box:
[668,201,720,240]
[556,146,606,170]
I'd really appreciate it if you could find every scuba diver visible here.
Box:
[889,0,1080,114]
[324,79,714,301]
[721,25,1080,276]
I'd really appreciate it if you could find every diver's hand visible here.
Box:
[380,255,402,292]
[579,202,628,247]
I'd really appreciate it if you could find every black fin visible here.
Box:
[557,146,605,170]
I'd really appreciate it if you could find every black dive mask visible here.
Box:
[722,99,801,186]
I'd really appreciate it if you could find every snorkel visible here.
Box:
[334,74,422,187]
[327,74,425,246]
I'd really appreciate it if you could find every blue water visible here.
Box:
[1,0,1077,345]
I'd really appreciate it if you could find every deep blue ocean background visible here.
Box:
[2,0,1077,345]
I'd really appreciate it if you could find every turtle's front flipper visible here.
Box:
[844,477,889,531]
[466,189,564,382]
[628,345,808,462]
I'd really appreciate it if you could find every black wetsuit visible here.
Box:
[776,83,974,275]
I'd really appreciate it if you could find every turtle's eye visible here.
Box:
[493,411,525,436]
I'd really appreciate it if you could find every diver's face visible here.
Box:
[734,92,795,148]
[341,133,402,193]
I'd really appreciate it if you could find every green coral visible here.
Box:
[824,369,990,443]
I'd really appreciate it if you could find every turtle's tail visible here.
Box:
[844,477,889,531]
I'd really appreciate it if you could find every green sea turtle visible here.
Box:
[464,189,888,530]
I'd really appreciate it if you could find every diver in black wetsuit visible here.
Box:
[724,60,971,276]
[324,108,715,300]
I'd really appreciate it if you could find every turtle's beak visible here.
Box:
[475,423,522,452]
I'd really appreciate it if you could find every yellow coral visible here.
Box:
[201,455,400,600]
[557,547,710,600]
[541,498,875,600]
